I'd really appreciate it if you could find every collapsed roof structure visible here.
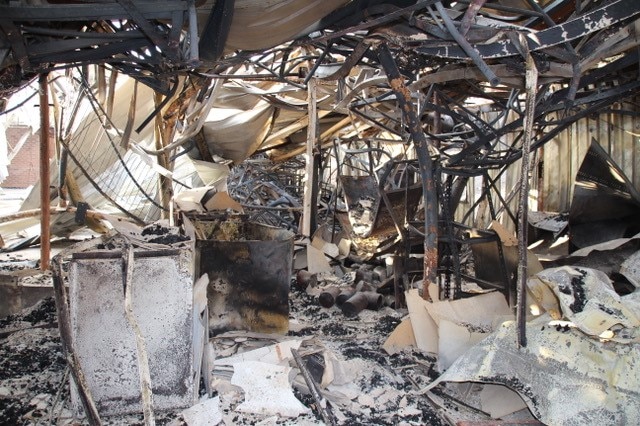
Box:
[1,0,640,425]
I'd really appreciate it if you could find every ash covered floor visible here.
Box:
[0,272,448,425]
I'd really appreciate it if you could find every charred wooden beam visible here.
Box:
[375,43,438,300]
[291,348,337,426]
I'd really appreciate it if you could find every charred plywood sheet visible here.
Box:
[68,249,196,416]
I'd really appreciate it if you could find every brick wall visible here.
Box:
[2,126,55,189]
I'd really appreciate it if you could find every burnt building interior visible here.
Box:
[1,0,640,425]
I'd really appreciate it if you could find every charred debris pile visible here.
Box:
[1,144,639,425]
[1,0,640,424]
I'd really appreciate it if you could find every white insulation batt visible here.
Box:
[424,266,640,425]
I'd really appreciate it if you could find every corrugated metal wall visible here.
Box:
[453,103,640,231]
[542,107,640,212]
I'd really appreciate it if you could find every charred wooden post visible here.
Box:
[121,243,156,426]
[393,254,404,306]
[516,34,539,348]
[39,73,50,271]
[376,43,438,300]
[318,287,341,308]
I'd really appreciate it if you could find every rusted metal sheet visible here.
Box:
[191,216,293,335]
[569,139,640,250]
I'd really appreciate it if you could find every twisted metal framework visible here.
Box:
[2,0,640,303]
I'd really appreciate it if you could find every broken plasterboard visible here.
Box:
[306,244,332,274]
[180,396,223,426]
[214,340,303,367]
[231,361,310,418]
[382,317,417,355]
[405,289,438,354]
[532,266,640,342]
[621,250,640,288]
[426,291,512,329]
[479,384,528,419]
[437,319,488,371]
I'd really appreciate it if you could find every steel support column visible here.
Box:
[375,43,438,299]
[39,73,50,271]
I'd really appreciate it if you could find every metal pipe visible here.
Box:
[376,43,438,300]
[296,270,317,290]
[434,1,500,86]
[341,291,383,317]
[39,73,51,271]
[335,289,356,306]
[318,287,341,308]
[459,0,487,36]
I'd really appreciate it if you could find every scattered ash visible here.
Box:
[146,233,190,245]
[339,341,388,365]
[555,324,571,333]
[569,269,588,313]
[321,322,353,337]
[302,304,322,317]
[373,315,401,334]
[22,297,57,325]
[0,297,65,425]
[140,224,190,245]
[96,242,117,250]
[459,322,491,333]
[141,224,169,236]
[287,326,317,337]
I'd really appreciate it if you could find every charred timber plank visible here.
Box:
[0,1,188,21]
[51,252,103,425]
[417,0,640,59]
[375,43,438,299]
